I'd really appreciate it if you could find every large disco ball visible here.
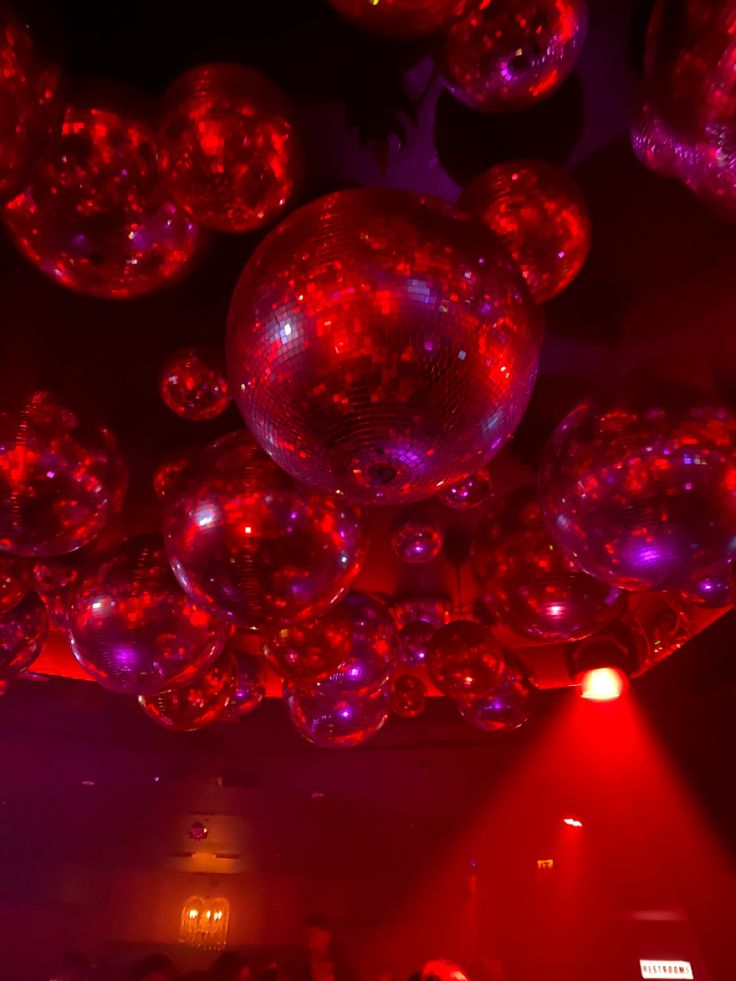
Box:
[0,5,61,199]
[165,431,367,628]
[460,161,591,303]
[0,554,32,613]
[326,0,468,37]
[227,188,542,504]
[159,347,231,421]
[472,486,624,642]
[262,614,350,684]
[631,0,736,220]
[285,682,390,749]
[540,385,736,591]
[427,620,504,701]
[68,535,228,696]
[311,592,398,698]
[3,105,204,298]
[159,63,303,233]
[436,0,587,112]
[0,392,127,557]
[139,649,237,732]
[458,662,534,733]
[220,644,265,721]
[0,591,48,679]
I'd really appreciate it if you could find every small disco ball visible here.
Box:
[390,510,444,564]
[634,593,691,667]
[312,592,398,699]
[159,347,231,421]
[390,673,427,719]
[472,486,624,642]
[0,392,127,557]
[139,649,237,732]
[285,682,390,749]
[3,105,204,298]
[326,0,468,38]
[540,384,736,592]
[188,820,208,841]
[0,554,33,614]
[458,662,534,733]
[398,619,436,669]
[159,62,303,233]
[164,431,368,629]
[220,644,266,720]
[437,467,493,510]
[681,571,733,608]
[427,619,504,701]
[391,596,452,631]
[67,535,228,696]
[436,0,587,112]
[227,188,542,504]
[460,161,591,303]
[0,591,48,679]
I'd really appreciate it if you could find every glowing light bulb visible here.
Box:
[563,817,583,828]
[579,666,627,702]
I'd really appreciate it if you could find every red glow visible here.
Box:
[579,666,628,701]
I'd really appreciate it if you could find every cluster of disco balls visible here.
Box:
[0,0,733,746]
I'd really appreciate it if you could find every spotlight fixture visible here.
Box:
[563,817,583,828]
[568,621,646,700]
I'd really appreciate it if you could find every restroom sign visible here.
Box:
[640,961,693,979]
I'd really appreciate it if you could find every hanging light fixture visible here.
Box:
[179,895,230,950]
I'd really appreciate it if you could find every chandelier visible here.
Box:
[179,895,230,950]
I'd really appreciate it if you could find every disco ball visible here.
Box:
[153,453,192,502]
[262,614,350,684]
[227,188,542,504]
[0,5,61,199]
[398,619,436,669]
[0,392,127,557]
[436,0,587,112]
[312,592,398,698]
[165,431,368,628]
[221,644,266,720]
[159,347,231,421]
[32,555,83,628]
[437,467,493,510]
[634,593,691,667]
[681,571,733,608]
[427,620,504,701]
[458,662,534,732]
[472,486,624,642]
[67,535,228,696]
[139,649,237,732]
[0,554,32,614]
[285,682,390,749]
[0,591,47,679]
[539,385,736,591]
[325,0,468,37]
[3,105,204,298]
[159,62,303,233]
[390,510,444,564]
[391,596,452,631]
[631,0,736,220]
[391,674,427,719]
[0,3,63,198]
[460,161,591,303]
